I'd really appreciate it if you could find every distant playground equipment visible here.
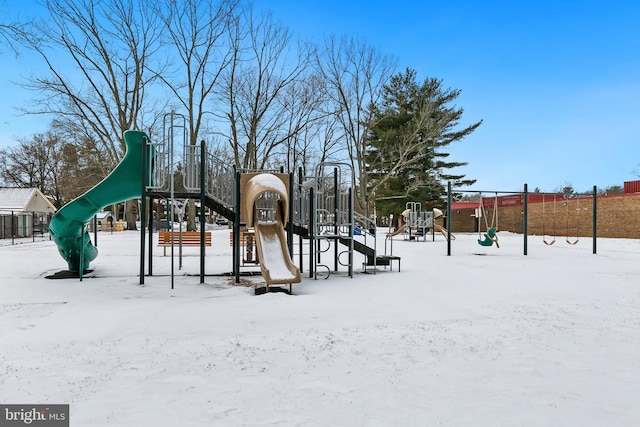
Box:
[386,202,445,242]
[477,193,499,248]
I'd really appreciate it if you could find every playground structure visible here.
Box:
[386,204,454,244]
[49,113,609,283]
[142,114,396,287]
[49,112,396,290]
[389,202,434,241]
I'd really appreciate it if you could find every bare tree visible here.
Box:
[316,35,396,212]
[271,71,328,172]
[0,1,28,56]
[15,0,164,228]
[0,128,109,208]
[153,0,238,230]
[156,0,237,141]
[219,6,315,170]
[0,134,57,191]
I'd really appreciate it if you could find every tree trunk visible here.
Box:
[187,199,197,231]
[125,199,138,231]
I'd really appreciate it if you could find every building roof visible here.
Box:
[95,211,115,220]
[450,201,479,210]
[0,188,57,214]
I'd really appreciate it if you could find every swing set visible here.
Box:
[444,184,524,256]
[444,182,598,257]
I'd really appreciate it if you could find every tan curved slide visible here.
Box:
[387,210,408,237]
[436,225,456,240]
[241,173,301,286]
[387,225,406,237]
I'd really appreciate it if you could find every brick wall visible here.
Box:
[447,208,478,232]
[446,193,640,239]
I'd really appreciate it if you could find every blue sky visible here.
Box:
[1,0,639,193]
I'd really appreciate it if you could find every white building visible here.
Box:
[0,188,57,239]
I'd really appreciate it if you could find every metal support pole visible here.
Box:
[140,134,148,285]
[593,185,597,254]
[298,167,304,272]
[93,216,98,247]
[79,228,84,282]
[287,172,294,258]
[447,182,452,256]
[233,170,241,284]
[169,112,175,290]
[309,186,315,279]
[523,183,528,256]
[333,167,338,272]
[148,197,154,276]
[348,188,353,278]
[200,141,206,283]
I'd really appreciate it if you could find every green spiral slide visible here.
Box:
[50,130,153,272]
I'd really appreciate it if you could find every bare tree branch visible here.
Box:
[316,35,396,212]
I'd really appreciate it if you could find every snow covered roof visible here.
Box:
[0,188,57,214]
[95,211,115,220]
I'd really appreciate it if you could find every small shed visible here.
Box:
[0,188,57,239]
[88,211,116,232]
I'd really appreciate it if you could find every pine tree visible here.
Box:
[365,68,481,218]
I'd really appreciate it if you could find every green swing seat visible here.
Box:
[478,227,498,247]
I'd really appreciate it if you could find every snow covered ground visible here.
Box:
[1,229,639,426]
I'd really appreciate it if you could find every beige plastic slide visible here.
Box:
[387,224,406,237]
[387,209,409,237]
[435,224,456,240]
[241,173,301,286]
[432,208,455,240]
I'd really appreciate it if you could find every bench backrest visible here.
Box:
[158,231,211,245]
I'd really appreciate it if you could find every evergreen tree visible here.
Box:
[365,68,481,218]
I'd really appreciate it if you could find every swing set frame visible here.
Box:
[444,182,599,257]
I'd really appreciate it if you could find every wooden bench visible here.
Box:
[158,231,211,256]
